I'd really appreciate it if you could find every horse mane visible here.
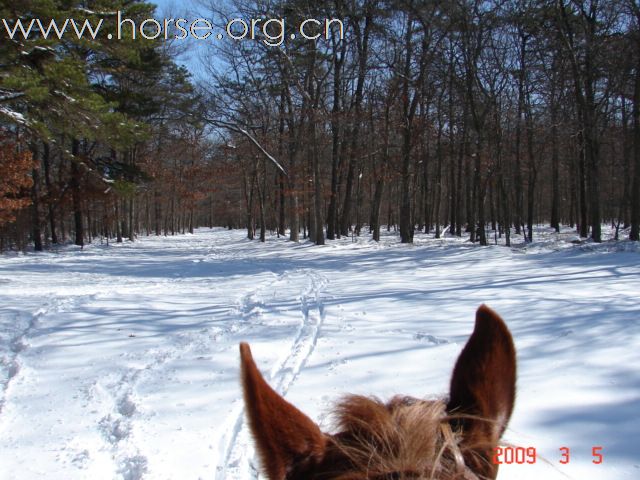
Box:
[327,395,492,480]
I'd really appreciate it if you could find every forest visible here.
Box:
[1,0,640,251]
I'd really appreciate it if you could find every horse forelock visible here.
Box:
[323,395,483,480]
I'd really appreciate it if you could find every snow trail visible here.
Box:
[92,350,179,480]
[216,269,328,480]
[270,270,328,395]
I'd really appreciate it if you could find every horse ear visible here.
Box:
[240,343,326,479]
[447,305,516,476]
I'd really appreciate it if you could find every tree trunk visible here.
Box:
[312,125,324,245]
[115,199,123,243]
[474,145,487,246]
[399,121,414,243]
[42,142,58,244]
[277,172,286,237]
[399,12,417,244]
[243,161,256,240]
[257,160,267,243]
[339,11,371,237]
[277,89,287,238]
[434,101,444,238]
[550,115,560,232]
[584,101,601,242]
[456,123,466,237]
[71,138,84,247]
[630,43,640,240]
[128,197,135,242]
[370,102,391,242]
[287,112,300,242]
[31,146,43,251]
[327,38,345,240]
[557,1,601,241]
[526,108,537,243]
[577,131,589,237]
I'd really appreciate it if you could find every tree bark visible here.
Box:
[630,37,640,240]
[340,10,371,237]
[30,144,43,251]
[327,34,346,240]
[550,110,560,232]
[71,138,84,247]
[42,142,58,244]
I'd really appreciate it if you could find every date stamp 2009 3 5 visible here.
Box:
[492,446,604,465]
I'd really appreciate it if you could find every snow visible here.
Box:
[0,106,28,125]
[0,228,639,479]
[0,91,25,103]
[54,90,77,103]
[73,7,119,16]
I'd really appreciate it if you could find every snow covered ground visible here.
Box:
[0,227,638,480]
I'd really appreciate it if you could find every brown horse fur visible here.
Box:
[239,304,516,480]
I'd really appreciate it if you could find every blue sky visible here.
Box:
[149,0,209,80]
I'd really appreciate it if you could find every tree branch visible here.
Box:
[206,118,288,177]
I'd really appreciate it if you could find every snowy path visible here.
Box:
[215,270,328,480]
[0,228,639,479]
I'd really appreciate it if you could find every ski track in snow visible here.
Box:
[216,269,328,480]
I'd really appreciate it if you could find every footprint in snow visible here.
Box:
[118,455,148,480]
[413,333,449,345]
[328,359,348,374]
